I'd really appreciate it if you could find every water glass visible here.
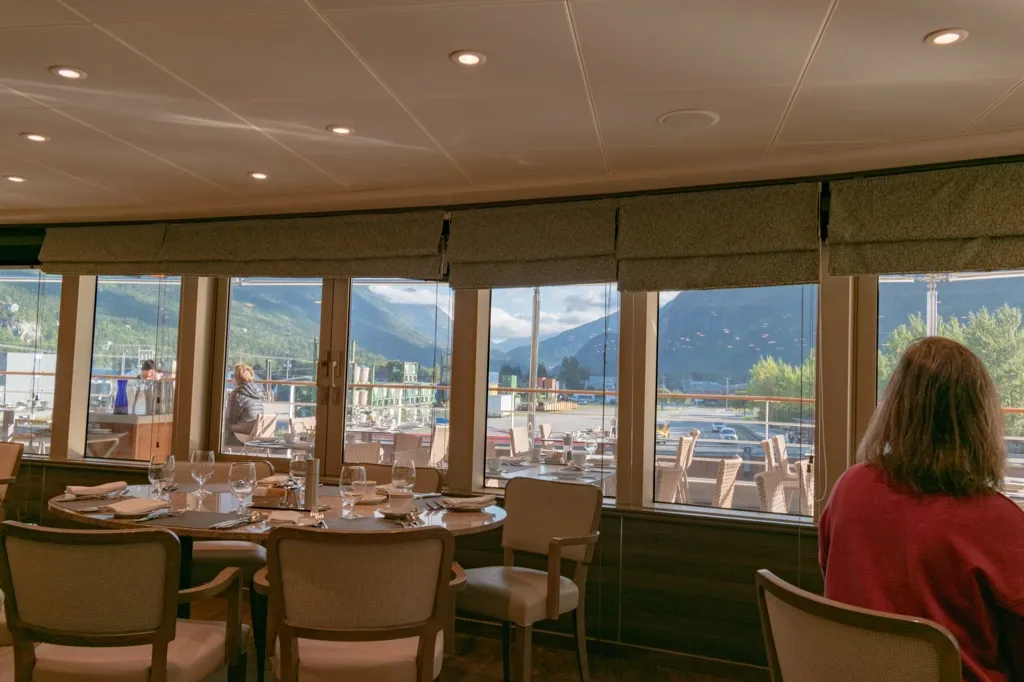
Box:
[228,462,257,515]
[392,459,416,493]
[340,465,366,519]
[288,455,308,498]
[148,455,175,499]
[190,450,215,496]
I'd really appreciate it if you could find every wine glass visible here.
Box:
[228,462,257,515]
[148,455,166,498]
[289,455,308,505]
[190,450,215,497]
[392,458,416,493]
[340,465,366,520]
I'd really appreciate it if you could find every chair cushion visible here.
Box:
[271,631,443,682]
[458,566,579,626]
[191,540,266,585]
[30,620,247,682]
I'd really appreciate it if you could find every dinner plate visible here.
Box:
[354,494,387,506]
[377,504,417,518]
[549,470,588,479]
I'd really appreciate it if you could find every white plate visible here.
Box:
[549,470,587,479]
[377,504,417,519]
[354,494,387,506]
[441,501,490,512]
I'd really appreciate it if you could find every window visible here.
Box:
[0,269,61,456]
[878,271,1024,480]
[220,278,322,457]
[345,279,453,468]
[87,275,180,461]
[484,284,619,495]
[655,285,817,515]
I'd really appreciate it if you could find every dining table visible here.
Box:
[49,482,506,680]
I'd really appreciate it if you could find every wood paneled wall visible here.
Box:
[9,458,821,676]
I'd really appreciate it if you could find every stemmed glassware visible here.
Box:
[392,458,416,493]
[190,450,215,497]
[340,465,367,520]
[289,455,308,505]
[228,462,257,515]
[148,455,175,499]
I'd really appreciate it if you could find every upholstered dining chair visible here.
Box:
[263,526,455,682]
[175,458,274,585]
[756,468,788,514]
[655,429,699,504]
[0,442,23,517]
[0,521,247,682]
[394,447,433,469]
[428,424,449,467]
[755,570,962,681]
[394,432,424,453]
[344,442,383,464]
[358,463,442,493]
[508,427,532,458]
[457,478,602,682]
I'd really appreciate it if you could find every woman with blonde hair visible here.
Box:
[225,362,264,441]
[820,336,1024,681]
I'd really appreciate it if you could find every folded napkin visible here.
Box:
[442,494,496,510]
[253,487,287,498]
[99,498,168,515]
[258,474,291,486]
[267,511,319,527]
[66,481,128,497]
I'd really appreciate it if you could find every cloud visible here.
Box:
[489,307,532,340]
[368,284,450,306]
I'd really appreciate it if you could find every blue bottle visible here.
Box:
[113,379,129,415]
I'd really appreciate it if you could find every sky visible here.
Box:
[368,282,624,342]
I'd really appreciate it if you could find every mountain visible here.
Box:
[501,312,621,369]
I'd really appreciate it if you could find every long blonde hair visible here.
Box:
[232,363,255,386]
[859,336,1004,497]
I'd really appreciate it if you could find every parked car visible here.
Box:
[570,394,595,404]
[719,427,738,441]
[711,422,725,432]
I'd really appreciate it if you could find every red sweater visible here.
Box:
[820,463,1024,682]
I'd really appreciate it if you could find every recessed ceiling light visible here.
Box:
[327,125,353,135]
[450,50,486,66]
[657,109,721,130]
[925,28,968,45]
[4,176,25,183]
[49,66,86,79]
[249,172,268,180]
[21,133,48,143]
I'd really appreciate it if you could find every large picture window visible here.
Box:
[654,285,817,515]
[87,275,180,461]
[220,278,322,458]
[483,284,619,496]
[0,270,60,456]
[344,279,453,468]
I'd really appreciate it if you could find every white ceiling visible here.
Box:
[2,0,1024,223]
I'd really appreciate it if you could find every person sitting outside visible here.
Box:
[225,363,264,443]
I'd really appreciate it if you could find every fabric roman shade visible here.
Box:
[616,183,821,291]
[828,163,1024,275]
[39,211,446,279]
[447,200,618,288]
[0,227,45,266]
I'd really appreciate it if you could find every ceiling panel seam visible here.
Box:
[53,0,351,189]
[964,77,1024,133]
[0,142,144,204]
[302,0,474,184]
[564,0,610,172]
[766,0,841,156]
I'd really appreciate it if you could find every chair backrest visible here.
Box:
[345,442,382,464]
[289,417,316,437]
[712,456,743,509]
[0,442,23,503]
[755,468,788,514]
[267,526,453,676]
[502,478,602,563]
[539,423,553,440]
[429,424,449,466]
[761,438,780,473]
[772,435,790,466]
[175,458,275,484]
[509,426,531,456]
[675,435,697,468]
[797,461,814,516]
[357,463,442,493]
[394,447,432,468]
[394,432,423,453]
[0,522,178,648]
[253,413,277,439]
[755,570,962,682]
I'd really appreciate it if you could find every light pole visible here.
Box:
[725,377,731,411]
[527,287,540,431]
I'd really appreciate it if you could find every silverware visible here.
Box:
[140,509,185,522]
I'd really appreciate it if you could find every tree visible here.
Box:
[745,352,815,422]
[537,362,549,378]
[877,305,1024,436]
[557,355,592,390]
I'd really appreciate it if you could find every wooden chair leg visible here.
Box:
[573,608,590,682]
[501,622,512,682]
[228,654,248,682]
[514,625,532,682]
